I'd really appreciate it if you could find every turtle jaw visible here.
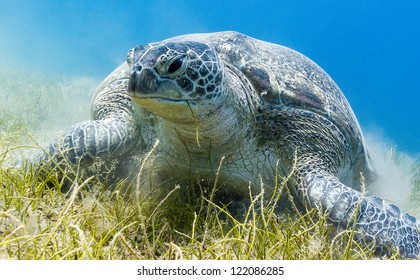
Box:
[131,93,198,123]
[130,90,185,103]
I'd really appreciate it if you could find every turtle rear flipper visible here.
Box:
[295,155,420,259]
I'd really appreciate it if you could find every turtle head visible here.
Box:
[127,41,224,122]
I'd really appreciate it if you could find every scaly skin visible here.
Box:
[31,31,419,259]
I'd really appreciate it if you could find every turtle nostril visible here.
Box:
[133,65,142,72]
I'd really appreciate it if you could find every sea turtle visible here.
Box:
[33,31,419,259]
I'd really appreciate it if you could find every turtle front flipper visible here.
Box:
[35,118,138,172]
[33,69,141,182]
[295,155,420,259]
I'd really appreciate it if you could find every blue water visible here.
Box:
[0,0,419,155]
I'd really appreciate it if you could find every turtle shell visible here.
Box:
[165,31,378,187]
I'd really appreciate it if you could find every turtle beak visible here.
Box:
[128,65,141,93]
[128,65,183,101]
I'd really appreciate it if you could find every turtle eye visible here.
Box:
[157,54,188,77]
[168,57,184,74]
